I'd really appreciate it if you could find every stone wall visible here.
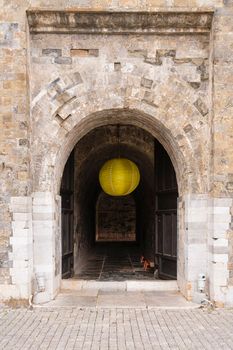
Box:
[229,205,233,285]
[0,1,30,298]
[0,1,232,305]
[96,193,136,242]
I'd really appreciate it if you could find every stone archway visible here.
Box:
[31,66,209,301]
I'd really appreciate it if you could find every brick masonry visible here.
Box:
[96,193,136,242]
[0,1,233,306]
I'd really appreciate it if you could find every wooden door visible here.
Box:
[61,151,74,278]
[155,141,178,279]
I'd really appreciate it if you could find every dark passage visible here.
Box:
[61,125,178,281]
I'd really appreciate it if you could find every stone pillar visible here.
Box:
[4,197,33,300]
[212,3,233,306]
[32,192,61,301]
[178,194,208,301]
[208,198,233,307]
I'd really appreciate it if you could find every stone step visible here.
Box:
[61,279,178,292]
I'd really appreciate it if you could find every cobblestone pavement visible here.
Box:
[1,307,233,350]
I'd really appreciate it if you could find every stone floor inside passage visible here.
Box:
[74,244,155,281]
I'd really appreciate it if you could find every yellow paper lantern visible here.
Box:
[99,158,140,196]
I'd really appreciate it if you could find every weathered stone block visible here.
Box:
[13,213,31,221]
[114,62,121,71]
[0,23,19,48]
[54,57,72,65]
[18,139,28,146]
[32,212,55,220]
[193,98,209,116]
[141,77,153,89]
[42,48,62,57]
[128,49,147,58]
[70,49,99,57]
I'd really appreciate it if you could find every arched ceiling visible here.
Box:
[73,125,155,204]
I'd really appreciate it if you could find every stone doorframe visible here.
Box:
[7,9,233,306]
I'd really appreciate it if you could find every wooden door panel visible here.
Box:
[172,213,177,257]
[159,257,177,279]
[163,214,172,256]
[157,193,177,210]
[62,212,73,253]
[156,212,177,256]
[156,213,163,254]
[155,141,178,279]
[61,151,74,279]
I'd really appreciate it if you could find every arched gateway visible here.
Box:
[30,62,208,302]
[5,9,232,307]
